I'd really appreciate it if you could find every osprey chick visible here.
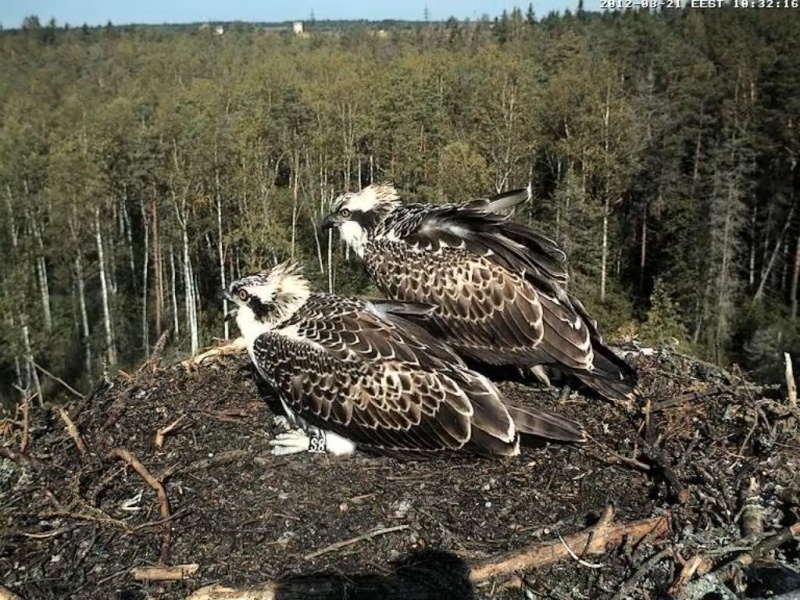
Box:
[321,183,637,403]
[223,260,584,458]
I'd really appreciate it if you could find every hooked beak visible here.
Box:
[219,289,238,322]
[320,213,338,230]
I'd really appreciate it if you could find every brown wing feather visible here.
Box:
[252,295,520,457]
[367,242,595,372]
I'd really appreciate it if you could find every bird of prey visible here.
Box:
[320,183,637,403]
[222,260,584,458]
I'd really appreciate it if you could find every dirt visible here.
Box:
[1,347,799,600]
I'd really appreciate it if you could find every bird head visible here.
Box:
[320,183,401,257]
[222,260,310,343]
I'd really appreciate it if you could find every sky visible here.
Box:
[1,0,598,29]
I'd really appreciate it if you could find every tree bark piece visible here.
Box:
[131,564,199,581]
[57,406,89,457]
[469,507,667,581]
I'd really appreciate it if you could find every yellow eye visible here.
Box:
[237,289,250,301]
[340,208,351,218]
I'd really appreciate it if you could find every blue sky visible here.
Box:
[1,0,598,29]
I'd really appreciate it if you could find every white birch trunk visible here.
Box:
[290,156,299,259]
[95,207,117,366]
[31,219,52,332]
[141,199,150,356]
[5,185,18,247]
[216,193,229,340]
[75,251,92,375]
[170,245,180,337]
[180,220,199,354]
[600,196,609,303]
[36,256,52,332]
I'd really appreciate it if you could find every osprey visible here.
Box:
[321,183,637,403]
[222,261,584,458]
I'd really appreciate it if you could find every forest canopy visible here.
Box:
[1,6,800,405]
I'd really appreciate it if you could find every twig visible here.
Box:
[650,387,728,413]
[641,442,689,504]
[106,448,172,564]
[19,525,76,539]
[674,522,800,599]
[33,361,84,398]
[586,432,652,471]
[186,583,278,600]
[556,531,605,568]
[671,352,737,384]
[784,352,797,406]
[159,449,252,482]
[138,329,171,374]
[468,509,669,581]
[101,385,133,431]
[131,563,199,581]
[155,414,189,449]
[12,387,32,453]
[56,406,89,456]
[182,336,247,369]
[303,524,410,560]
[39,508,129,530]
[669,555,713,596]
[609,547,673,600]
[0,445,44,470]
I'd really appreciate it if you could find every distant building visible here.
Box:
[215,25,225,36]
[293,21,304,35]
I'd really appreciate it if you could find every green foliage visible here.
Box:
[1,8,800,402]
[639,279,688,348]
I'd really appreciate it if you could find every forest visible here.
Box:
[1,6,800,406]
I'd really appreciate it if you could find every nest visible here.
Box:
[1,345,799,599]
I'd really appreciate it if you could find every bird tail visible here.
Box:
[504,403,585,443]
[571,341,638,403]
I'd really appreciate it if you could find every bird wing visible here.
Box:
[250,295,518,457]
[368,200,598,371]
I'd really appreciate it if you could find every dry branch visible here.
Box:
[155,414,188,449]
[672,521,800,599]
[20,394,30,453]
[469,507,669,581]
[138,329,171,374]
[106,448,172,564]
[186,583,278,600]
[303,524,410,560]
[642,443,690,504]
[11,385,33,453]
[131,563,199,581]
[184,510,670,599]
[650,387,728,413]
[610,547,674,600]
[182,336,246,369]
[0,443,43,471]
[57,407,88,456]
[33,361,84,399]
